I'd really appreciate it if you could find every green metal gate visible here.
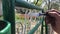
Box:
[1,0,54,34]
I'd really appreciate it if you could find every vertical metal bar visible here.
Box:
[45,24,48,34]
[41,17,44,34]
[24,9,28,34]
[2,0,15,34]
[42,9,48,34]
[40,9,44,34]
[45,0,51,34]
[29,9,32,30]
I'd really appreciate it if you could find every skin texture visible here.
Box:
[45,9,60,34]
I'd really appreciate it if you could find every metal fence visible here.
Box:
[15,8,54,34]
[2,0,57,34]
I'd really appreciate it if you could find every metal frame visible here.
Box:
[2,0,50,34]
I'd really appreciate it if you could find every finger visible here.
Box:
[45,16,56,27]
[45,16,50,24]
[47,9,60,14]
[48,12,59,18]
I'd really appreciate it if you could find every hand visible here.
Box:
[45,9,60,34]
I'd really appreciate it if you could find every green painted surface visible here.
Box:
[2,0,49,34]
[0,20,11,34]
[28,17,44,34]
[41,17,44,34]
[2,0,15,34]
[45,24,48,34]
[15,0,42,10]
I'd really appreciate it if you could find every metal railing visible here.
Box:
[2,0,54,34]
[15,7,53,34]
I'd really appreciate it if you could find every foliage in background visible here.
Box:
[0,16,3,20]
[32,0,42,6]
[51,3,60,10]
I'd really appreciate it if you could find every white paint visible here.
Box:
[28,12,39,17]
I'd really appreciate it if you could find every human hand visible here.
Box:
[45,9,60,34]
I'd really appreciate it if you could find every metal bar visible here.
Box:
[40,9,45,34]
[24,9,28,34]
[40,16,44,34]
[45,0,51,34]
[28,22,41,34]
[2,0,15,34]
[28,16,43,34]
[45,24,48,34]
[15,0,42,10]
